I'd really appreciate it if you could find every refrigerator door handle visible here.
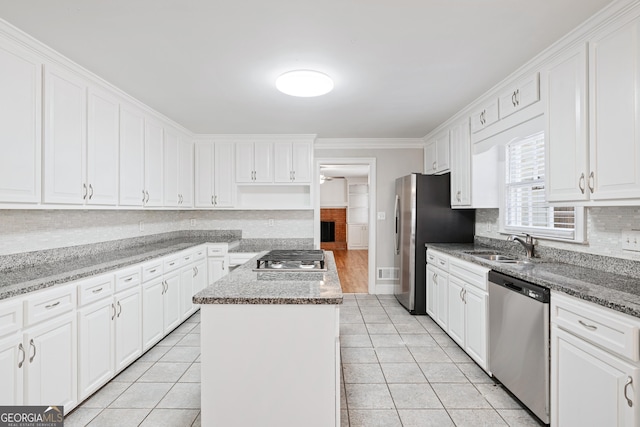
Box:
[394,194,400,255]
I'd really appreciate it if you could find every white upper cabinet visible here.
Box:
[544,44,589,202]
[0,40,41,203]
[87,88,119,205]
[43,65,87,204]
[470,99,499,134]
[195,141,235,208]
[236,142,273,183]
[178,136,193,207]
[450,118,471,207]
[119,104,145,206]
[274,141,313,183]
[424,130,450,175]
[144,118,163,207]
[589,15,640,201]
[163,128,179,207]
[499,73,540,119]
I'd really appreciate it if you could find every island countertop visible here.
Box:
[193,250,343,305]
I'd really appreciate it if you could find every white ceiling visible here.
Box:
[0,0,612,138]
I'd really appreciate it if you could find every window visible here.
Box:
[502,131,583,241]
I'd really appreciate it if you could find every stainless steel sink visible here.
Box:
[464,251,532,265]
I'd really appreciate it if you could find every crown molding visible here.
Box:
[194,134,317,142]
[314,138,425,149]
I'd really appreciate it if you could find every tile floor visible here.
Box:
[65,294,543,426]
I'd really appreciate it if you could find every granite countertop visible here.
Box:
[192,251,343,305]
[0,236,240,301]
[427,243,640,318]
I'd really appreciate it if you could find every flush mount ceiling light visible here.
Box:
[276,70,334,97]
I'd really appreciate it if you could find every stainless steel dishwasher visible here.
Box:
[488,270,551,424]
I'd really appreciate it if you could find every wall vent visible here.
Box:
[377,267,399,280]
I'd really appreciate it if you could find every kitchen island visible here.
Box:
[193,250,343,427]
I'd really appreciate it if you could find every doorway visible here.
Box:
[314,158,376,294]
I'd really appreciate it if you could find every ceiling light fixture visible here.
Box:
[276,70,334,97]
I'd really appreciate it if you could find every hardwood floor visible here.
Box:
[331,249,368,293]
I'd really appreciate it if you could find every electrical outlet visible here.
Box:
[139,221,144,232]
[268,219,275,227]
[377,212,386,220]
[190,218,196,227]
[622,229,640,252]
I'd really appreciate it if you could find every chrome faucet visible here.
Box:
[507,234,535,258]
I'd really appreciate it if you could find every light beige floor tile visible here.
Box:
[419,362,469,383]
[155,333,185,347]
[176,334,201,347]
[87,408,151,427]
[138,362,190,383]
[109,383,173,408]
[443,345,474,363]
[157,383,201,409]
[348,409,402,427]
[407,346,452,363]
[345,384,395,409]
[191,412,201,427]
[380,362,427,383]
[374,346,415,363]
[341,323,369,335]
[113,361,154,382]
[159,346,200,363]
[343,363,386,384]
[400,333,438,347]
[398,409,455,426]
[366,323,398,334]
[431,383,492,409]
[139,408,199,427]
[457,362,494,384]
[179,363,201,383]
[448,409,508,426]
[370,333,405,347]
[341,334,373,348]
[341,347,378,363]
[496,409,543,426]
[64,408,101,426]
[388,383,442,409]
[393,322,428,334]
[81,382,131,408]
[362,313,392,323]
[476,384,523,409]
[341,409,350,427]
[138,345,171,362]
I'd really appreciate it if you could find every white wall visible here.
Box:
[320,179,347,207]
[476,207,640,261]
[0,209,313,256]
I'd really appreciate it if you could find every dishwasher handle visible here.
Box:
[488,270,550,303]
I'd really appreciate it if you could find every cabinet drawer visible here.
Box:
[163,254,183,272]
[78,273,115,307]
[115,265,141,292]
[207,245,228,256]
[181,251,195,265]
[0,298,23,338]
[193,246,206,261]
[449,258,489,291]
[427,249,449,271]
[141,259,163,282]
[552,292,640,361]
[26,283,76,326]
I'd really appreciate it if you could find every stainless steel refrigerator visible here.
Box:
[394,173,475,314]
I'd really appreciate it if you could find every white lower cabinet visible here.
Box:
[113,287,142,372]
[142,277,165,350]
[347,224,368,249]
[180,264,195,320]
[164,271,182,332]
[551,291,640,426]
[24,312,77,413]
[78,298,113,399]
[0,332,24,405]
[426,249,489,372]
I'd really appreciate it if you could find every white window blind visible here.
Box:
[504,131,577,240]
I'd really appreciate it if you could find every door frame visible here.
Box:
[314,157,377,294]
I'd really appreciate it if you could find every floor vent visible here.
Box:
[377,267,399,280]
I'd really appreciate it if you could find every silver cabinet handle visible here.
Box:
[578,320,597,331]
[117,301,122,317]
[432,161,437,170]
[578,173,585,194]
[516,89,520,105]
[29,339,36,363]
[433,273,437,284]
[292,170,295,181]
[149,269,157,274]
[92,287,103,294]
[588,171,595,193]
[222,260,225,270]
[83,183,88,200]
[145,191,150,204]
[124,277,133,282]
[45,301,60,309]
[459,288,464,301]
[193,267,197,277]
[214,195,218,205]
[89,184,94,200]
[17,343,25,368]
[142,189,146,203]
[456,190,461,202]
[625,376,633,407]
[111,303,116,320]
[512,91,517,107]
[463,289,467,303]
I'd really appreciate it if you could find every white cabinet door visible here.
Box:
[424,139,437,175]
[274,142,293,183]
[180,264,195,320]
[235,142,254,183]
[254,142,273,183]
[24,313,77,413]
[426,265,437,319]
[464,285,487,370]
[119,105,145,206]
[447,277,465,347]
[114,287,142,372]
[552,326,639,427]
[87,89,119,205]
[208,257,228,286]
[78,299,113,400]
[163,129,179,207]
[0,333,24,405]
[163,271,182,332]
[435,271,449,330]
[214,142,235,207]
[589,17,640,200]
[194,142,214,207]
[435,132,450,173]
[144,119,164,207]
[450,118,471,206]
[292,142,312,183]
[544,44,589,202]
[0,40,41,203]
[142,278,164,350]
[470,99,499,133]
[43,66,87,204]
[178,137,193,207]
[499,73,540,119]
[193,259,207,295]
